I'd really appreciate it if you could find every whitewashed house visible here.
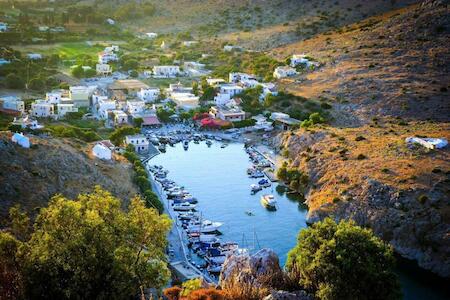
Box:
[69,86,93,107]
[98,51,118,64]
[27,53,42,60]
[206,78,226,87]
[113,110,128,125]
[170,93,199,110]
[137,88,160,103]
[146,32,158,39]
[153,66,181,78]
[290,54,318,68]
[125,134,149,153]
[209,106,246,122]
[106,18,115,25]
[214,93,231,106]
[223,45,242,52]
[46,92,62,104]
[229,72,256,83]
[183,41,198,47]
[0,58,11,66]
[57,103,78,118]
[273,66,298,79]
[96,63,112,75]
[11,133,30,148]
[126,100,146,115]
[0,22,8,32]
[0,96,24,113]
[97,98,116,120]
[92,140,114,160]
[259,83,278,101]
[219,84,244,97]
[31,100,54,117]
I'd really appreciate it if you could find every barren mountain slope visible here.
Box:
[0,133,139,226]
[270,1,450,123]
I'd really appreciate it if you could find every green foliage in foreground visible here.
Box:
[1,188,171,299]
[286,218,401,300]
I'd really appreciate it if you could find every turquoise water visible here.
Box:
[151,141,448,299]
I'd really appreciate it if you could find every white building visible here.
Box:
[168,83,192,94]
[96,63,112,75]
[273,66,298,79]
[146,32,158,39]
[153,66,181,78]
[209,106,246,122]
[229,72,256,83]
[183,41,198,47]
[0,58,11,66]
[126,100,146,115]
[106,18,115,25]
[46,92,62,104]
[290,54,318,68]
[113,110,128,125]
[27,53,42,60]
[270,112,290,121]
[0,96,24,113]
[92,140,114,160]
[214,93,231,106]
[125,134,149,153]
[137,88,160,103]
[11,133,30,148]
[70,86,93,107]
[170,93,199,110]
[31,100,54,117]
[219,84,244,97]
[223,45,242,52]
[57,103,78,118]
[97,98,116,120]
[260,83,278,101]
[206,78,226,87]
[98,51,118,64]
[0,22,8,32]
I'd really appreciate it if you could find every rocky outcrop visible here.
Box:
[278,124,450,277]
[219,248,282,288]
[0,134,139,226]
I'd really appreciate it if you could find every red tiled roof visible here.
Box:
[99,140,114,149]
[142,115,161,126]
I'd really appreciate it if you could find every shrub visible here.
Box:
[286,218,401,300]
[5,73,25,89]
[357,154,367,160]
[355,135,366,141]
[381,168,390,173]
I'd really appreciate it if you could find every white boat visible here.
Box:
[187,220,223,233]
[172,202,196,211]
[206,140,212,146]
[214,136,223,141]
[260,194,277,210]
[219,242,239,256]
[250,184,262,193]
[205,255,226,265]
[188,233,218,242]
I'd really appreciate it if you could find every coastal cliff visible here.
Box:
[273,122,450,277]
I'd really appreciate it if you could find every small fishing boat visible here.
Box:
[172,202,196,211]
[220,143,228,148]
[158,143,166,152]
[187,220,223,233]
[249,170,265,178]
[183,140,189,150]
[205,254,226,265]
[258,179,271,188]
[205,140,212,146]
[260,194,277,210]
[214,136,223,141]
[245,211,255,216]
[250,184,262,194]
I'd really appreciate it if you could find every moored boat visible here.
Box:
[172,202,196,211]
[260,194,277,210]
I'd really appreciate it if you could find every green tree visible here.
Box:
[71,65,84,78]
[109,126,140,146]
[286,218,401,300]
[84,68,96,78]
[28,77,45,91]
[21,187,171,299]
[123,59,139,71]
[134,117,144,128]
[5,73,25,89]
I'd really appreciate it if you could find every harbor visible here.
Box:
[142,126,449,299]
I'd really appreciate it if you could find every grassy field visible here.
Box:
[141,77,197,89]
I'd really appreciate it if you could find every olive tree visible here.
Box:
[286,218,401,300]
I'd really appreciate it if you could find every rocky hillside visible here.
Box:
[0,133,139,227]
[270,0,449,124]
[274,120,450,277]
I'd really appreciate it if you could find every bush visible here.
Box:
[71,65,84,78]
[232,118,256,128]
[355,135,366,141]
[286,218,401,300]
[357,154,367,160]
[109,126,140,146]
[417,194,428,204]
